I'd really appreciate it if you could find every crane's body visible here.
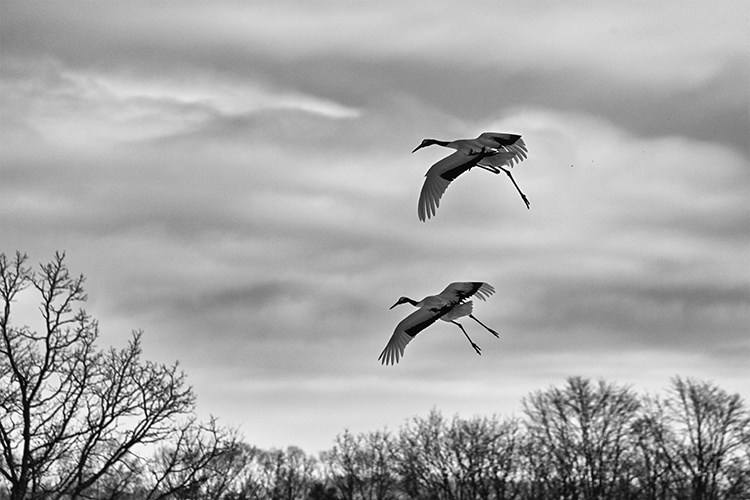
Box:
[378,282,499,365]
[412,132,530,221]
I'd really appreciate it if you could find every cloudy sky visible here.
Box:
[1,1,748,453]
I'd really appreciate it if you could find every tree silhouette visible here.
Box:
[321,429,398,500]
[522,376,641,499]
[397,410,523,500]
[0,252,239,500]
[637,376,750,500]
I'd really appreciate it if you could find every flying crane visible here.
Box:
[378,282,499,365]
[412,132,530,221]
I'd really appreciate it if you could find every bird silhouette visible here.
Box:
[412,132,529,221]
[378,282,499,365]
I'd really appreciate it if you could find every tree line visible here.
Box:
[1,252,748,500]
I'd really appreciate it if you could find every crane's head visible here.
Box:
[390,296,415,309]
[412,138,441,153]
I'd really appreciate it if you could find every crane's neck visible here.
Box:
[403,297,420,307]
[413,138,452,153]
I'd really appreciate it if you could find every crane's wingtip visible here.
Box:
[378,351,396,365]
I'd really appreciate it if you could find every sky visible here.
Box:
[1,1,749,454]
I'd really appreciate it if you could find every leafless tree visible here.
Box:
[142,418,246,500]
[0,252,238,500]
[233,446,320,500]
[397,410,452,500]
[321,429,398,500]
[630,409,676,500]
[522,376,641,500]
[478,418,523,500]
[637,376,750,500]
[396,410,522,500]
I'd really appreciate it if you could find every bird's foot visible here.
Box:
[521,194,531,209]
[488,329,500,338]
[472,343,482,355]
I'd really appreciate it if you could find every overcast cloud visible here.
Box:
[1,1,748,452]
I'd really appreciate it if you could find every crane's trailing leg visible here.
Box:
[450,320,482,355]
[490,166,530,209]
[477,165,531,209]
[469,314,499,338]
[503,168,531,209]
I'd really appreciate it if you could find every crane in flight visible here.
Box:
[378,282,499,365]
[412,132,529,221]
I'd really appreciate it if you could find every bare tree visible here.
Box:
[321,430,361,500]
[396,410,523,500]
[478,417,523,500]
[637,377,750,500]
[232,446,320,500]
[397,410,452,500]
[522,376,641,500]
[0,252,237,500]
[321,429,398,500]
[630,409,676,500]
[142,418,246,500]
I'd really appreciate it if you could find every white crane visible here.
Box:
[412,132,529,221]
[378,282,499,365]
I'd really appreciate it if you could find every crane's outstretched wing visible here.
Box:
[476,133,528,167]
[418,151,485,221]
[378,306,444,365]
[437,282,495,306]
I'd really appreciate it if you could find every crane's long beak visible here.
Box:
[389,301,400,309]
[411,144,423,153]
